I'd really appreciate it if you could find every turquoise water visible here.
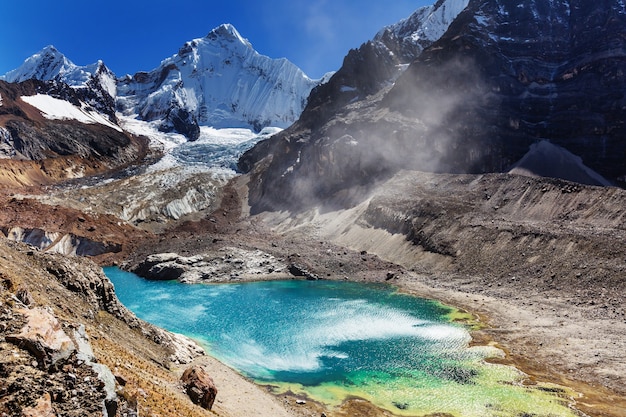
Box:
[104,267,582,417]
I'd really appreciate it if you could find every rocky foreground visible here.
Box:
[1,168,626,417]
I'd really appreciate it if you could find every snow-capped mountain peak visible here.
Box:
[1,45,117,99]
[375,0,469,61]
[117,23,321,139]
[1,45,119,125]
[206,23,252,48]
[1,45,75,84]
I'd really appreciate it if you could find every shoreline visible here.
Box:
[111,171,626,417]
[138,270,621,417]
[395,272,626,417]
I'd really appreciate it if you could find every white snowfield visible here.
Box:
[376,0,469,50]
[21,94,123,132]
[117,24,321,131]
[1,45,117,98]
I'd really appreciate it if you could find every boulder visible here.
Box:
[181,366,218,410]
[288,263,320,280]
[133,253,184,280]
[6,307,75,369]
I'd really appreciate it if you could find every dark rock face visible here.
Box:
[241,0,626,213]
[0,79,145,183]
[0,79,129,161]
[388,0,626,180]
[160,106,200,141]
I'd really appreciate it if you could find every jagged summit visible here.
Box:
[205,23,252,47]
[1,45,71,83]
[284,0,468,137]
[374,0,469,62]
[117,23,320,139]
[1,45,116,97]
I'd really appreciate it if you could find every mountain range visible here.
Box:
[240,0,626,212]
[2,0,625,195]
[1,24,322,143]
[2,2,626,416]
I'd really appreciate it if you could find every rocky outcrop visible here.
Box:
[0,289,114,416]
[20,393,56,417]
[0,79,147,186]
[181,366,218,410]
[287,263,320,280]
[131,247,287,283]
[241,0,626,213]
[6,307,75,369]
[36,252,130,319]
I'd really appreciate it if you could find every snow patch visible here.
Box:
[377,0,469,50]
[21,94,122,132]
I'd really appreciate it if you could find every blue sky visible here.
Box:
[0,0,432,80]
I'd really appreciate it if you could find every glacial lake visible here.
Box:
[104,267,581,417]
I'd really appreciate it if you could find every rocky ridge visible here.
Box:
[0,238,208,417]
[0,79,148,187]
[241,0,626,213]
[131,247,288,283]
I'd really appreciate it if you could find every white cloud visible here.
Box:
[304,0,337,44]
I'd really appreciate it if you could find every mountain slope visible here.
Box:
[1,45,117,119]
[116,24,320,140]
[278,0,468,135]
[374,0,470,63]
[386,0,626,179]
[241,0,626,213]
[3,25,321,142]
[0,79,146,187]
[239,0,471,211]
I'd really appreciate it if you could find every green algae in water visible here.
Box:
[104,267,583,417]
